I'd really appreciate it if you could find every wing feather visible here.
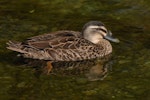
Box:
[27,31,81,42]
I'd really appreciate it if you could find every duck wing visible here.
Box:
[24,36,103,61]
[27,31,81,42]
[7,36,104,61]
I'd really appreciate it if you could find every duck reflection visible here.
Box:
[24,55,113,81]
[28,54,113,81]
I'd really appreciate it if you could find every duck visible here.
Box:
[7,21,119,74]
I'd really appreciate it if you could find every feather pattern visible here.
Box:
[7,21,118,62]
[7,30,112,61]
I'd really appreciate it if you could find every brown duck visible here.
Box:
[7,21,119,73]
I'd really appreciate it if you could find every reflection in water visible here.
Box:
[26,54,113,81]
[85,62,109,81]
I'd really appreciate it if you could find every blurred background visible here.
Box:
[0,0,150,100]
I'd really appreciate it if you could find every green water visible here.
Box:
[0,0,150,100]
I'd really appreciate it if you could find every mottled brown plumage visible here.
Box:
[7,21,119,62]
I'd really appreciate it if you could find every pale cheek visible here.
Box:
[91,39,100,44]
[90,34,102,44]
[94,33,103,38]
[99,31,107,36]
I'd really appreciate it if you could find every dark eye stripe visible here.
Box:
[99,28,107,33]
[93,28,107,33]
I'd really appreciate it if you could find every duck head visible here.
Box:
[82,21,119,44]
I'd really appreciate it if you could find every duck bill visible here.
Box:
[104,31,120,43]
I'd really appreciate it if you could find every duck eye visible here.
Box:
[96,28,101,30]
[96,28,107,33]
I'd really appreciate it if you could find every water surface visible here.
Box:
[0,0,150,100]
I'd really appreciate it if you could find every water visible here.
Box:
[0,0,150,99]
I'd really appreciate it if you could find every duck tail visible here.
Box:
[6,41,27,53]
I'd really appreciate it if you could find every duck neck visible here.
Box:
[98,39,112,56]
